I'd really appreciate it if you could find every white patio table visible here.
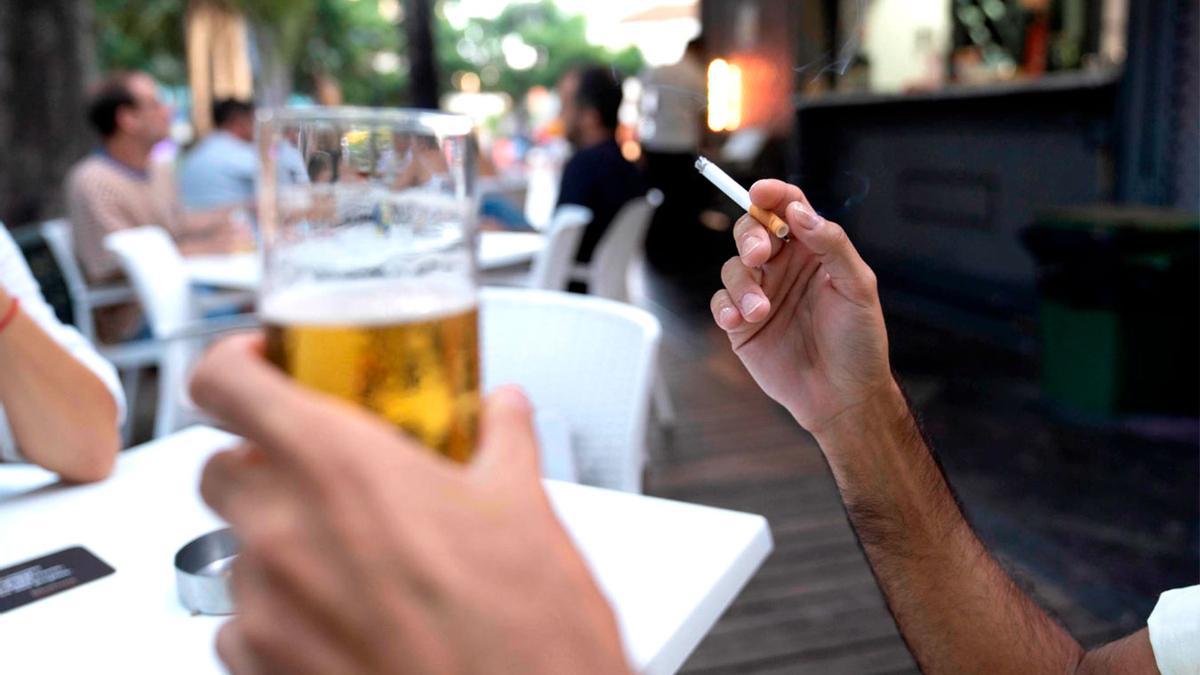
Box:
[0,426,771,674]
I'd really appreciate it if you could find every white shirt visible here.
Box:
[639,57,707,153]
[1148,584,1200,675]
[0,227,125,462]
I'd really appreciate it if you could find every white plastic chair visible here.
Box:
[570,190,676,428]
[481,205,592,291]
[41,219,162,441]
[39,219,137,343]
[576,190,663,301]
[104,226,256,438]
[527,205,591,290]
[480,287,660,493]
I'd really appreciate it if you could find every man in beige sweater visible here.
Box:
[64,71,245,341]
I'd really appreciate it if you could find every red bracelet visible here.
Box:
[0,297,20,334]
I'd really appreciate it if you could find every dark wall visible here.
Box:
[1115,0,1199,210]
[0,0,96,228]
[796,76,1119,314]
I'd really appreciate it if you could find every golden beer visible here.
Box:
[263,289,480,463]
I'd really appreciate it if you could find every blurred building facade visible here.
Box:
[700,0,1197,353]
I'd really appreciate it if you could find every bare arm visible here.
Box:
[815,384,1158,674]
[710,179,1160,675]
[0,287,120,482]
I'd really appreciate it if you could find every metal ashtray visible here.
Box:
[175,527,239,615]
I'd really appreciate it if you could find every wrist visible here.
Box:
[809,379,911,464]
[0,291,19,336]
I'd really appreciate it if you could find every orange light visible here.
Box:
[707,58,743,132]
[621,139,642,162]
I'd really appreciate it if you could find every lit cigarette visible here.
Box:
[695,156,790,239]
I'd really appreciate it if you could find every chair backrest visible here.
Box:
[103,226,195,338]
[480,287,660,492]
[39,219,96,340]
[587,189,663,301]
[527,205,591,291]
[104,226,201,438]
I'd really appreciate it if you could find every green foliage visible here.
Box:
[442,0,645,98]
[94,0,188,85]
[227,0,318,64]
[302,0,412,105]
[93,0,645,106]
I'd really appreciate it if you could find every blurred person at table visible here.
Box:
[177,98,258,212]
[472,134,533,232]
[277,128,310,186]
[556,64,646,269]
[306,151,335,183]
[706,178,1197,674]
[65,71,249,342]
[639,37,709,275]
[190,177,1196,674]
[179,99,308,208]
[0,226,123,483]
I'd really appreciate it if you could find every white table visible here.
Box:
[184,232,546,291]
[0,427,770,674]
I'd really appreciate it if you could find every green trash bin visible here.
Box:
[1023,206,1199,418]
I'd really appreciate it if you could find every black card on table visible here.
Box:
[0,546,115,613]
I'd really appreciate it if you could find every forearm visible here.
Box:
[175,208,228,239]
[811,381,1084,674]
[0,293,119,482]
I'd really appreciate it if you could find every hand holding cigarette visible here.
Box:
[707,178,891,435]
[695,156,791,239]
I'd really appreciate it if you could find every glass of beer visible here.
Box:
[256,107,479,462]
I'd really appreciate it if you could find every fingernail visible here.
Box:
[742,236,762,256]
[740,294,765,316]
[719,306,737,327]
[788,201,819,230]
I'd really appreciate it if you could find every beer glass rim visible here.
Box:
[257,106,473,138]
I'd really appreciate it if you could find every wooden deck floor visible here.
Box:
[637,269,1198,674]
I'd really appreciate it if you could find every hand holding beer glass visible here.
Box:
[256,108,480,462]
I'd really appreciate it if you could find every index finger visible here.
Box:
[189,334,426,480]
[732,214,783,267]
[748,179,815,216]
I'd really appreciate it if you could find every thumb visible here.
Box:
[471,385,541,483]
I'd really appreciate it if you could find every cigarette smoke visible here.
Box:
[794,0,866,83]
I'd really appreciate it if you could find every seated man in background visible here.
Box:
[65,71,248,342]
[555,64,646,266]
[188,178,1196,673]
[0,226,123,483]
[178,98,257,211]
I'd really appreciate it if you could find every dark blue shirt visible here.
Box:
[557,139,646,263]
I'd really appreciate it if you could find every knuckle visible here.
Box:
[732,213,751,232]
[720,256,742,281]
[863,268,878,291]
[215,622,240,664]
[827,221,848,244]
[239,612,279,656]
[241,517,295,564]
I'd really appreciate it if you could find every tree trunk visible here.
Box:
[250,23,292,109]
[404,0,439,109]
[0,0,96,227]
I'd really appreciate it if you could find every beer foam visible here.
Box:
[261,279,476,326]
